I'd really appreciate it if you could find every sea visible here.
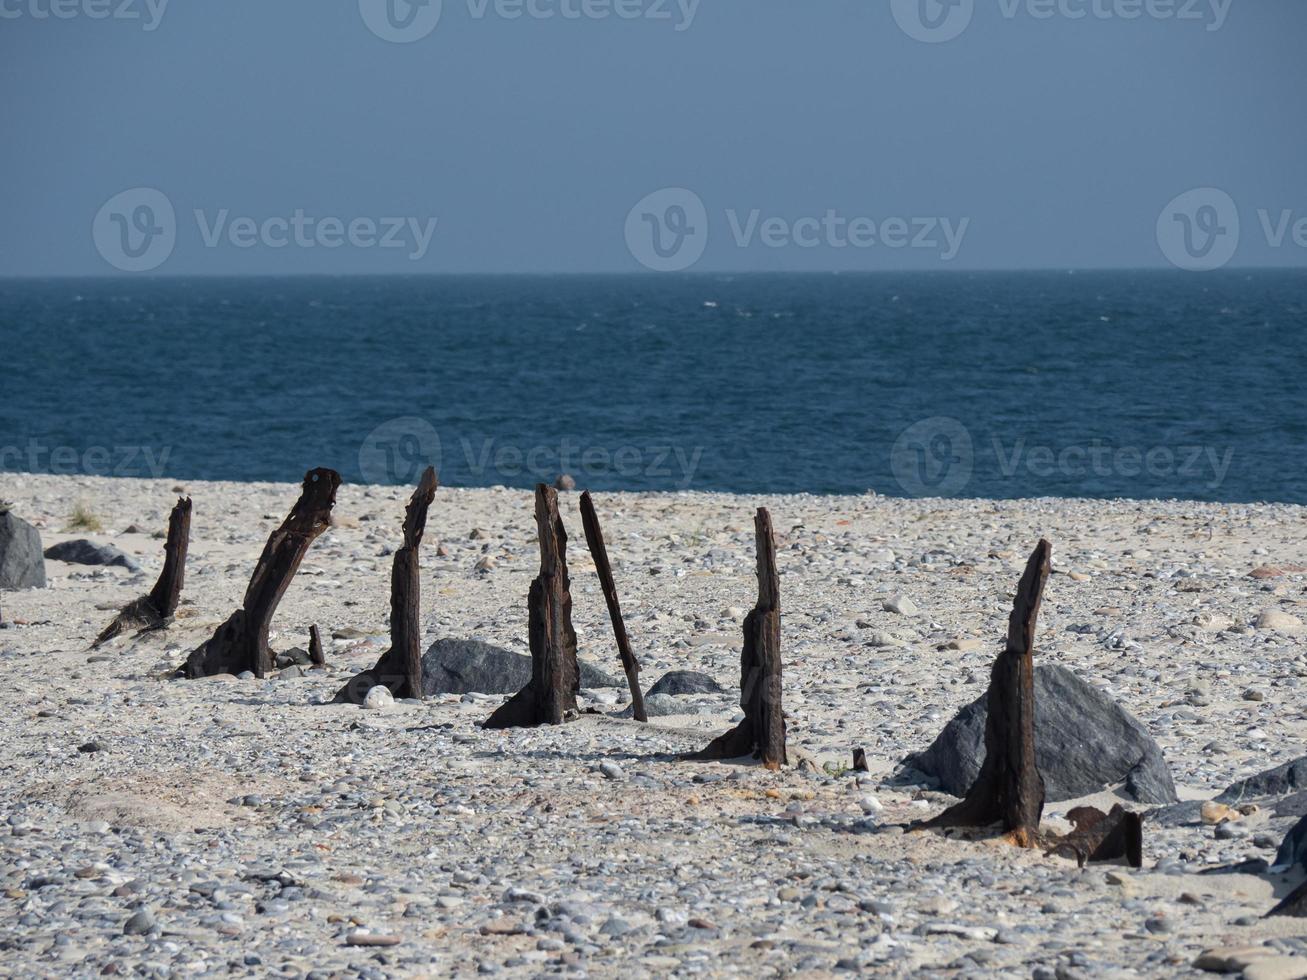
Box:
[1,270,1303,503]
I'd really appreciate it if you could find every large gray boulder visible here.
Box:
[0,510,47,590]
[44,539,141,572]
[420,638,621,696]
[903,664,1177,804]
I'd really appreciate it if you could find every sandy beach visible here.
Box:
[3,472,1307,977]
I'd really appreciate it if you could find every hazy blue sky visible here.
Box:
[1,0,1303,274]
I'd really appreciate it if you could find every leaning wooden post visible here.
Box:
[691,507,786,769]
[918,539,1051,846]
[484,484,580,728]
[178,469,339,679]
[335,467,438,703]
[579,491,647,722]
[93,497,192,647]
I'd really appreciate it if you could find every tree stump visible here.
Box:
[691,507,786,769]
[579,491,647,722]
[917,539,1051,846]
[93,497,192,648]
[335,467,438,703]
[483,484,579,728]
[178,468,339,679]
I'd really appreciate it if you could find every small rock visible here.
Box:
[1201,801,1236,825]
[344,931,401,947]
[553,474,577,491]
[883,595,919,616]
[599,761,625,781]
[1256,610,1305,635]
[123,909,156,935]
[363,686,394,711]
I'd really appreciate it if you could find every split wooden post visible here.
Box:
[179,468,339,679]
[484,484,580,728]
[579,491,647,722]
[93,497,192,647]
[918,539,1051,846]
[691,507,786,769]
[335,467,438,703]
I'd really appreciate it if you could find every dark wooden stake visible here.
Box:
[853,748,869,773]
[917,539,1051,846]
[93,497,192,648]
[579,491,647,723]
[484,484,579,729]
[309,624,326,668]
[178,468,339,679]
[1046,805,1143,868]
[335,467,438,703]
[691,507,786,769]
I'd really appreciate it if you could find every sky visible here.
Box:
[1,0,1304,275]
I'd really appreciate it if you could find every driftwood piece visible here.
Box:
[579,491,647,723]
[309,625,325,667]
[179,468,339,679]
[1046,805,1143,868]
[93,497,192,647]
[335,467,438,703]
[484,484,579,728]
[918,540,1051,846]
[853,748,870,773]
[691,507,786,769]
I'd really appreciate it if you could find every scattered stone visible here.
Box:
[554,474,577,491]
[647,670,725,697]
[421,638,620,695]
[882,595,919,616]
[0,510,46,589]
[344,931,402,947]
[122,909,156,935]
[1256,610,1305,635]
[44,539,141,572]
[363,686,394,711]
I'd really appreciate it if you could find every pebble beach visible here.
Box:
[2,472,1307,978]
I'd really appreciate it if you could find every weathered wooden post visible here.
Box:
[93,496,192,647]
[309,624,326,668]
[579,491,647,722]
[918,539,1050,846]
[178,468,339,679]
[335,467,438,703]
[484,484,580,728]
[691,507,786,769]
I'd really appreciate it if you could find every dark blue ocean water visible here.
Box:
[1,272,1304,502]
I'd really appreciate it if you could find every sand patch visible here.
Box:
[30,769,265,833]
